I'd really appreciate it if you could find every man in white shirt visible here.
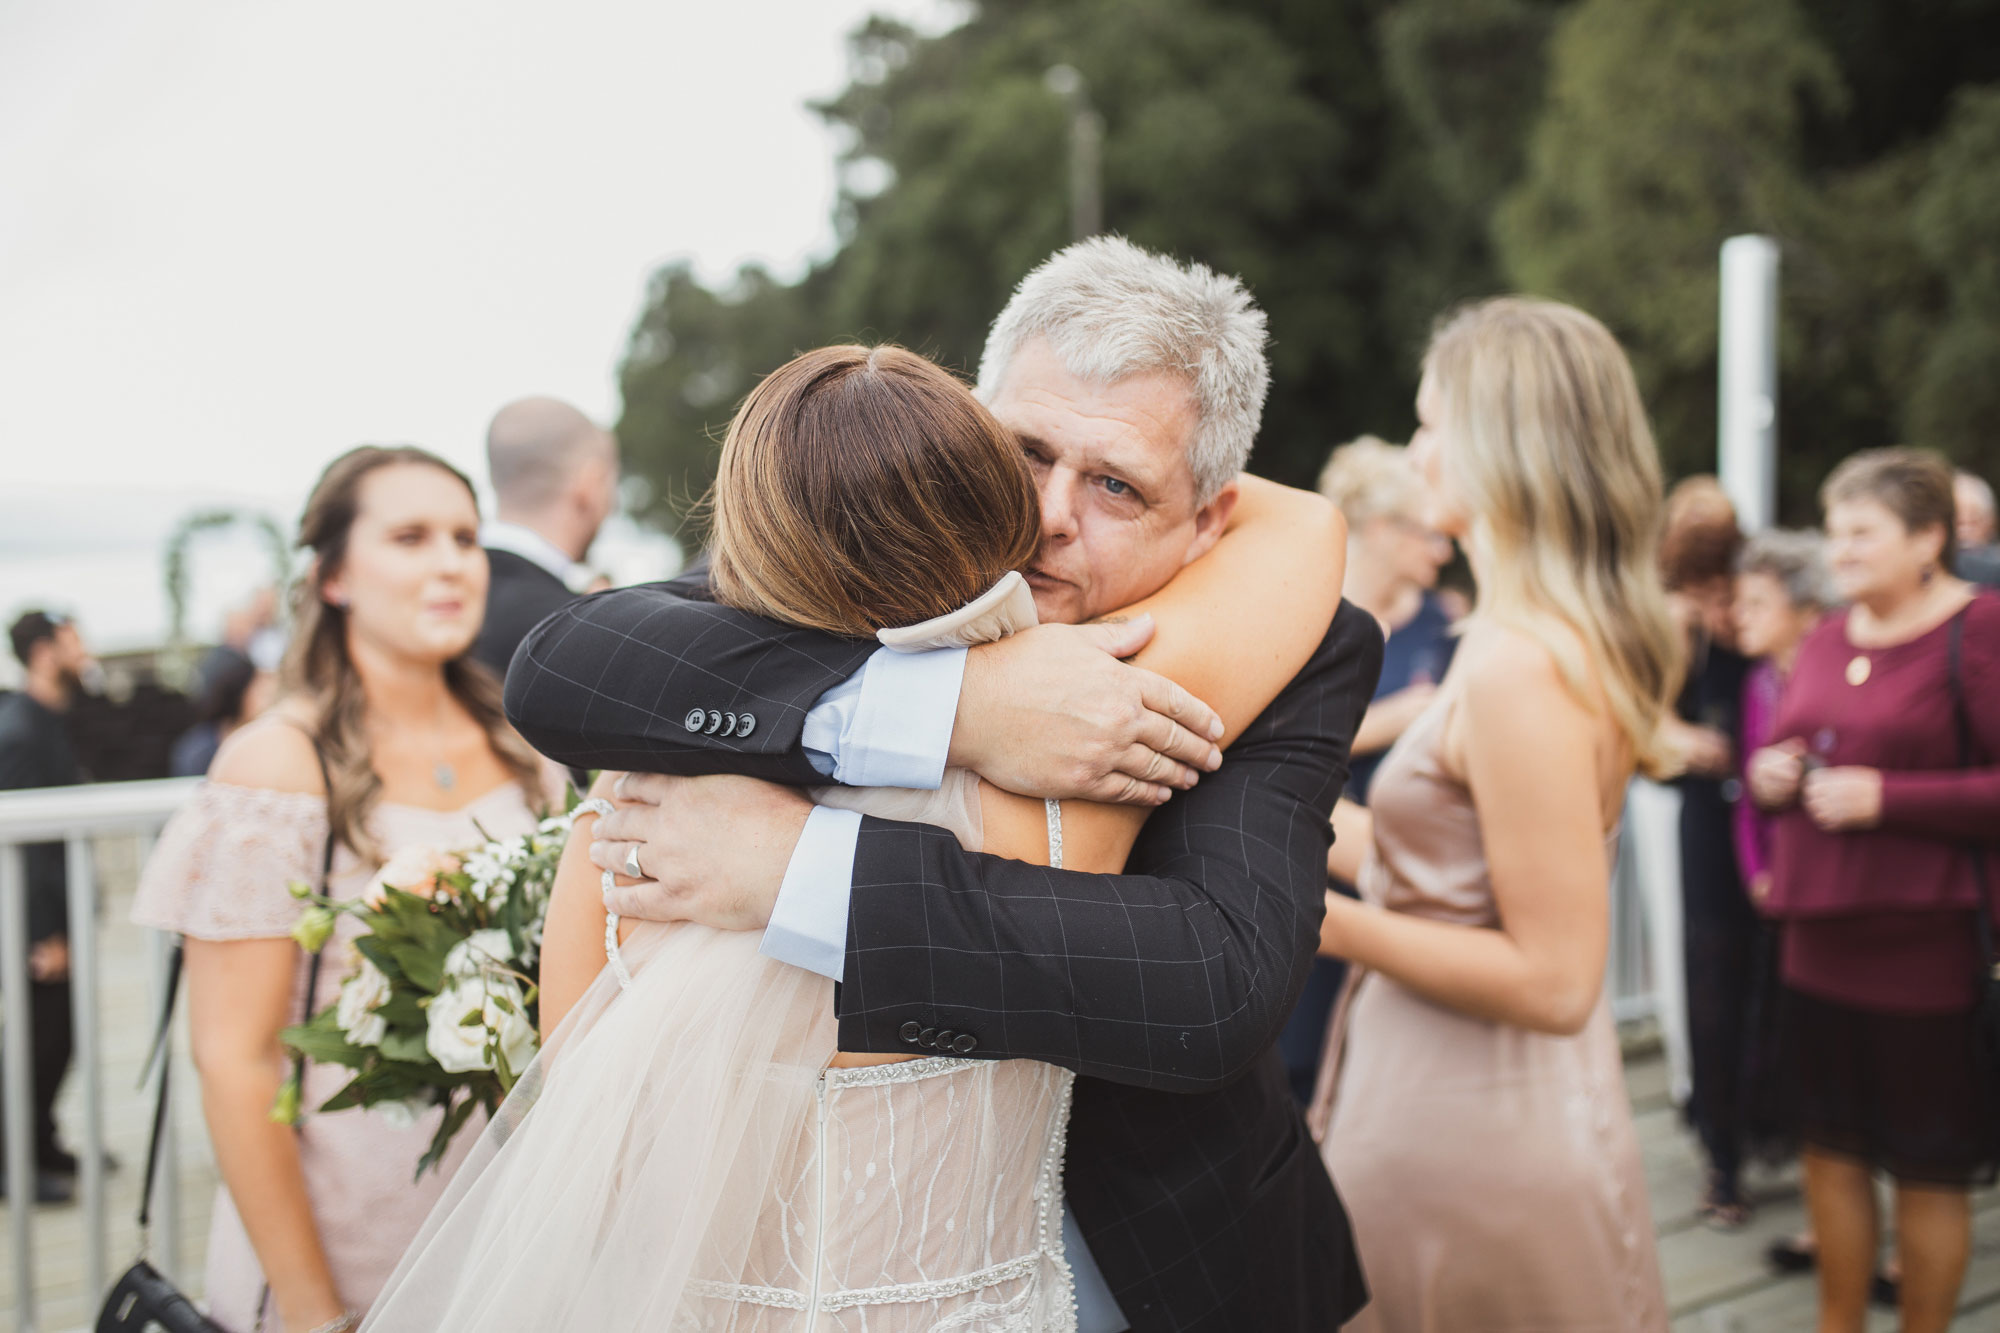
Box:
[471,396,620,675]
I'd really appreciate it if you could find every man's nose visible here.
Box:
[1039,470,1083,542]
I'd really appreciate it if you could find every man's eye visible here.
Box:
[1102,477,1132,497]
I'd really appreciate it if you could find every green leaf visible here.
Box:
[388,942,444,993]
[354,935,403,981]
[415,1094,480,1180]
[282,1020,368,1068]
[379,1030,431,1064]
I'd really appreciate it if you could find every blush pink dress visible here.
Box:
[132,779,543,1331]
[1308,700,1667,1332]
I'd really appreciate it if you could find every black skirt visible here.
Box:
[1781,984,2000,1188]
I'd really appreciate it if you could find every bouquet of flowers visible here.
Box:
[277,796,584,1176]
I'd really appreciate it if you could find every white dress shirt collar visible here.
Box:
[482,521,592,592]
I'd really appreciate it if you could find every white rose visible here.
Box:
[335,958,392,1048]
[443,928,515,979]
[425,976,537,1076]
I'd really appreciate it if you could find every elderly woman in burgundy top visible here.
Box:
[1749,447,2000,1333]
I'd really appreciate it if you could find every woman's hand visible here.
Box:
[1802,766,1884,831]
[1748,742,1805,809]
[1664,719,1734,779]
[1318,890,1363,960]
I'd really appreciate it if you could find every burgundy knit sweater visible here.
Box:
[1763,592,2000,1012]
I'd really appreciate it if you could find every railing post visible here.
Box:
[145,879,182,1282]
[2,842,38,1331]
[67,834,107,1298]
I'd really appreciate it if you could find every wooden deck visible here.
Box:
[6,842,2000,1329]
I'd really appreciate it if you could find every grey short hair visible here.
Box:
[1317,436,1420,527]
[486,396,614,511]
[1736,527,1835,610]
[975,236,1269,504]
[1959,469,1997,518]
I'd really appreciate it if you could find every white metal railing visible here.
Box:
[1,777,198,1333]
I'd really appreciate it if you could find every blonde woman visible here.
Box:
[135,447,559,1332]
[1309,299,1681,1329]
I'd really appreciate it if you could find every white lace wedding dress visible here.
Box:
[363,573,1077,1333]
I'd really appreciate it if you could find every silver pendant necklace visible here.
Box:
[433,761,457,791]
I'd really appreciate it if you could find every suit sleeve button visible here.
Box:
[934,1029,955,1049]
[720,712,739,737]
[918,1027,938,1048]
[704,709,724,735]
[898,1021,923,1044]
[684,708,706,733]
[736,712,756,737]
[951,1034,977,1055]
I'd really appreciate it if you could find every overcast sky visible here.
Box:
[0,0,953,649]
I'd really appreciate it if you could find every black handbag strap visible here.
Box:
[137,725,337,1240]
[1945,609,1995,970]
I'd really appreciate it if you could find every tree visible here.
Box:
[616,0,1535,535]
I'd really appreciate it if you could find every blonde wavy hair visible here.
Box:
[1423,297,1683,776]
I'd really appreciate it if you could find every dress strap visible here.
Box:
[1044,799,1063,870]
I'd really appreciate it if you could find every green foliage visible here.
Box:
[616,0,2000,534]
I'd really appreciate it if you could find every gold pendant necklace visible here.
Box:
[1845,655,1872,687]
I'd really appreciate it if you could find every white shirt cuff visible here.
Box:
[759,805,861,982]
[800,644,965,791]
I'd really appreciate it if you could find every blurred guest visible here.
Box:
[1312,298,1678,1329]
[1954,468,2000,587]
[0,610,93,1203]
[1658,478,1762,1228]
[1274,436,1454,1104]
[170,646,277,777]
[1729,530,1832,1271]
[134,446,559,1332]
[1749,447,1998,1333]
[469,397,620,677]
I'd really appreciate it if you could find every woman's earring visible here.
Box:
[1923,562,1937,587]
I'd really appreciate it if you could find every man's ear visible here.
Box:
[1181,481,1240,567]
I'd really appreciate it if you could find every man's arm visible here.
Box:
[506,572,1220,799]
[837,602,1383,1092]
[503,572,877,785]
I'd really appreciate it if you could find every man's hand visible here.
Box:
[949,615,1225,806]
[1663,719,1735,780]
[588,773,812,929]
[1802,765,1884,832]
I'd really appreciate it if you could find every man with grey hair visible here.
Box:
[507,237,1380,1330]
[1954,467,2000,588]
[471,396,621,674]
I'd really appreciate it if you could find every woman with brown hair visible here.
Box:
[362,344,1342,1332]
[134,446,561,1333]
[1749,447,2000,1333]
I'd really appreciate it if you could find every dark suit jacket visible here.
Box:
[472,548,576,679]
[505,574,1384,1331]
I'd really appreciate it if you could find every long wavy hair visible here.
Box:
[709,345,1041,638]
[1423,297,1683,777]
[282,445,543,860]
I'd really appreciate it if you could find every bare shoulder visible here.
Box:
[1236,474,1347,542]
[1451,618,1606,744]
[208,702,326,795]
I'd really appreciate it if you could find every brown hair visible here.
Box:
[284,445,543,860]
[1821,446,1959,570]
[1659,476,1744,591]
[709,345,1041,637]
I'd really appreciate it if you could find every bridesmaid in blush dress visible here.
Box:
[133,446,558,1333]
[1309,298,1680,1331]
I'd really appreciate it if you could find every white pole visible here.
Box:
[1719,235,1780,531]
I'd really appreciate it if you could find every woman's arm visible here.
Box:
[187,717,344,1331]
[539,774,631,1039]
[1319,626,1615,1035]
[1118,474,1347,743]
[981,476,1350,874]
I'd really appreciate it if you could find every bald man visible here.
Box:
[472,396,621,676]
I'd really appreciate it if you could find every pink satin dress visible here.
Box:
[1308,701,1667,1332]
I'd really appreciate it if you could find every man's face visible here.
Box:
[1956,475,1996,550]
[986,338,1237,625]
[41,624,93,687]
